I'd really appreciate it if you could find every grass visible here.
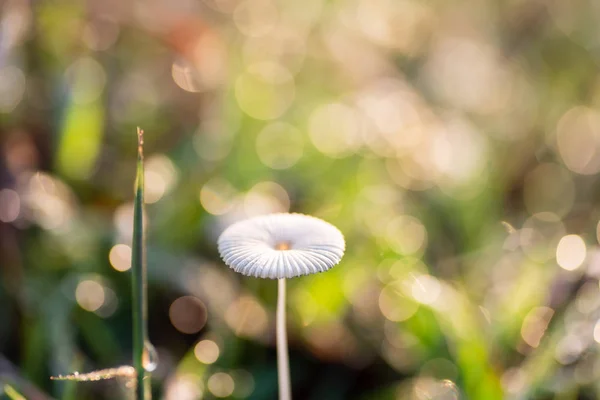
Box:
[131,128,150,400]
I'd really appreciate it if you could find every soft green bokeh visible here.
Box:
[2,0,600,399]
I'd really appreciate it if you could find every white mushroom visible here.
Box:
[218,213,345,279]
[217,213,345,400]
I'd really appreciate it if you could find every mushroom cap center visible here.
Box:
[275,241,291,251]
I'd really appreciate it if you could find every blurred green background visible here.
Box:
[2,0,600,399]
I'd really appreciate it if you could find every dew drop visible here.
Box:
[142,341,159,372]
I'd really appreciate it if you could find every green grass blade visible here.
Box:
[132,127,150,400]
[3,384,27,400]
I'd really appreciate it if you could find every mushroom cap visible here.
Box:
[217,213,345,279]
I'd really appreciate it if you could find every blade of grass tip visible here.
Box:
[3,384,27,400]
[132,127,150,400]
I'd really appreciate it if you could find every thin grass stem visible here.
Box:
[132,127,150,400]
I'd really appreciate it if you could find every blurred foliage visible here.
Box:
[2,0,600,399]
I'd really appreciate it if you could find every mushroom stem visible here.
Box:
[277,278,291,400]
